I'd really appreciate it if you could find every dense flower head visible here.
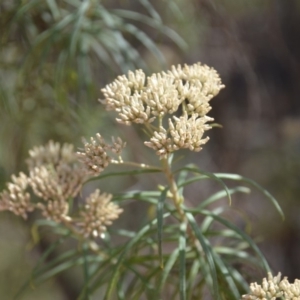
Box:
[26,140,75,169]
[145,112,213,158]
[77,133,126,176]
[142,73,180,116]
[37,200,70,223]
[0,141,87,223]
[29,164,84,203]
[101,62,223,124]
[28,141,87,208]
[78,189,123,238]
[100,62,224,158]
[100,70,153,125]
[0,139,124,237]
[242,272,300,300]
[0,172,33,219]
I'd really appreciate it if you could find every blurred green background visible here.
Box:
[1,0,300,298]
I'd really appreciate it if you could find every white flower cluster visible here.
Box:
[0,173,33,219]
[0,140,123,238]
[77,133,126,176]
[145,112,213,157]
[78,189,123,238]
[0,142,85,221]
[242,272,300,300]
[27,141,86,222]
[101,62,224,158]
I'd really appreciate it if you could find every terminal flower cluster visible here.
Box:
[77,133,126,176]
[242,272,300,300]
[78,189,123,238]
[0,172,33,219]
[101,62,224,158]
[0,140,123,238]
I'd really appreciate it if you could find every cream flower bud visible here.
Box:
[77,134,111,175]
[37,200,70,223]
[142,73,180,116]
[242,272,300,300]
[77,133,126,176]
[145,112,213,158]
[170,62,224,116]
[26,140,75,169]
[0,172,33,219]
[29,164,84,202]
[78,189,123,238]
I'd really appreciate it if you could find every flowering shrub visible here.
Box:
[0,62,292,300]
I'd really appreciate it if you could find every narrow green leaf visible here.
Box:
[124,263,156,291]
[139,0,162,21]
[12,0,41,22]
[158,248,180,293]
[177,166,232,206]
[131,266,161,300]
[46,0,61,20]
[179,221,187,300]
[212,253,240,299]
[230,269,251,293]
[201,207,224,233]
[122,23,166,66]
[88,34,114,65]
[81,243,92,300]
[214,173,284,219]
[14,236,68,299]
[186,259,201,300]
[87,168,162,183]
[34,13,75,45]
[186,212,220,300]
[103,213,170,299]
[36,257,87,284]
[69,1,90,58]
[78,247,124,299]
[157,188,168,268]
[113,9,187,50]
[199,187,250,209]
[199,209,271,272]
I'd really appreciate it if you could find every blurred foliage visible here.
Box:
[0,0,186,172]
[0,1,187,298]
[1,0,300,298]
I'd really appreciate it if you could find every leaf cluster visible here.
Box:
[15,163,283,300]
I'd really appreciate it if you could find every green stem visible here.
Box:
[161,157,183,207]
[111,160,161,171]
[161,156,203,253]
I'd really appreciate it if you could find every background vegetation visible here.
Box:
[0,0,300,299]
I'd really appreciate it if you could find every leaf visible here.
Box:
[176,166,232,205]
[14,235,70,299]
[199,209,271,272]
[69,0,90,58]
[46,0,61,21]
[186,212,220,300]
[87,168,162,183]
[179,221,187,300]
[113,9,187,50]
[214,173,284,219]
[81,243,92,300]
[102,213,170,299]
[157,188,168,268]
[186,259,201,299]
[212,252,240,300]
[139,0,162,22]
[122,23,166,67]
[157,248,180,294]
